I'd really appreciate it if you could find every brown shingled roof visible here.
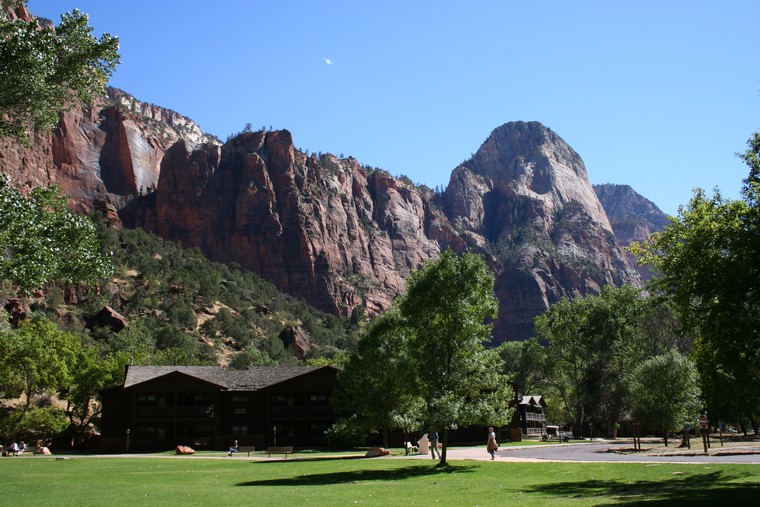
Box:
[123,365,329,391]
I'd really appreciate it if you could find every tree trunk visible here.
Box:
[439,428,448,465]
[748,414,759,435]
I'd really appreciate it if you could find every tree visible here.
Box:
[400,249,514,464]
[536,285,649,437]
[0,178,113,295]
[629,349,702,446]
[63,348,128,445]
[0,1,119,141]
[630,132,760,432]
[336,309,423,448]
[498,337,547,396]
[0,317,79,435]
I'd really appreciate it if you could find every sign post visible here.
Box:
[698,412,709,453]
[633,422,641,451]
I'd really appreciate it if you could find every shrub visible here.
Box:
[324,415,366,449]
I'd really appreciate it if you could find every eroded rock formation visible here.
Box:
[594,183,671,281]
[442,122,643,340]
[121,130,449,317]
[0,88,218,216]
[1,91,658,342]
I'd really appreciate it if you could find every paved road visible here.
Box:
[495,442,760,464]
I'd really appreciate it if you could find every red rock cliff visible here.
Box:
[122,131,451,317]
[1,93,650,342]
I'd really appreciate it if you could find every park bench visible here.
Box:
[237,445,256,456]
[266,446,293,457]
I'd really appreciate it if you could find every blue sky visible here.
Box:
[29,1,760,215]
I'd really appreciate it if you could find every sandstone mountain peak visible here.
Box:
[594,183,670,281]
[440,121,641,340]
[1,91,653,342]
[459,120,610,233]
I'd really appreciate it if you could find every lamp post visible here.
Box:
[126,428,130,454]
[273,426,277,446]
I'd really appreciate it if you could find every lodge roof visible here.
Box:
[123,365,331,391]
[520,395,546,407]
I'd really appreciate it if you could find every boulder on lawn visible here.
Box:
[365,447,390,457]
[176,445,195,455]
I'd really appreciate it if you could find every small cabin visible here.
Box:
[519,395,547,435]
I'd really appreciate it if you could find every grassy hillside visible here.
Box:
[36,219,362,367]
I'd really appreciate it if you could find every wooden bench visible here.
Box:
[237,445,256,456]
[266,446,293,457]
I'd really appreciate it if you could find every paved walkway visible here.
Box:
[399,442,760,464]
[19,440,760,464]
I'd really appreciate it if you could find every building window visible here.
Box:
[231,425,248,436]
[309,394,328,404]
[233,408,247,415]
[270,395,289,406]
[178,391,214,406]
[136,423,171,439]
[232,395,248,403]
[137,395,157,406]
[309,422,329,434]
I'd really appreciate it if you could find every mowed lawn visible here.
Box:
[1,454,759,506]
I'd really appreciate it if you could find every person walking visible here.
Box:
[429,431,440,460]
[486,427,498,460]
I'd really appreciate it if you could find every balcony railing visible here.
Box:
[135,406,213,418]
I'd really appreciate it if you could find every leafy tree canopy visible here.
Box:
[0,178,113,295]
[536,285,658,436]
[0,1,119,141]
[338,250,514,463]
[400,249,513,437]
[336,308,423,448]
[629,349,702,446]
[630,132,760,427]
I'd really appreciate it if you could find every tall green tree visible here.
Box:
[631,132,760,432]
[400,249,514,465]
[498,337,547,396]
[536,285,648,437]
[63,348,129,445]
[629,349,702,446]
[0,317,79,436]
[0,178,113,295]
[337,309,423,448]
[0,1,119,141]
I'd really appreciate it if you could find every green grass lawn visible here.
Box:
[1,454,758,506]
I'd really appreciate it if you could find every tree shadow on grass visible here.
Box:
[252,455,367,464]
[236,463,476,487]
[520,469,760,506]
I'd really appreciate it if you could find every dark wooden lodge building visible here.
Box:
[100,365,340,452]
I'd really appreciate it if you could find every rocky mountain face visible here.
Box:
[121,130,454,317]
[0,87,218,214]
[1,94,653,342]
[442,122,643,340]
[594,183,671,280]
[594,183,671,246]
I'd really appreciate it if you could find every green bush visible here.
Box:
[324,415,367,449]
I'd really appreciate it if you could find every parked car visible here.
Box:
[542,425,571,442]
